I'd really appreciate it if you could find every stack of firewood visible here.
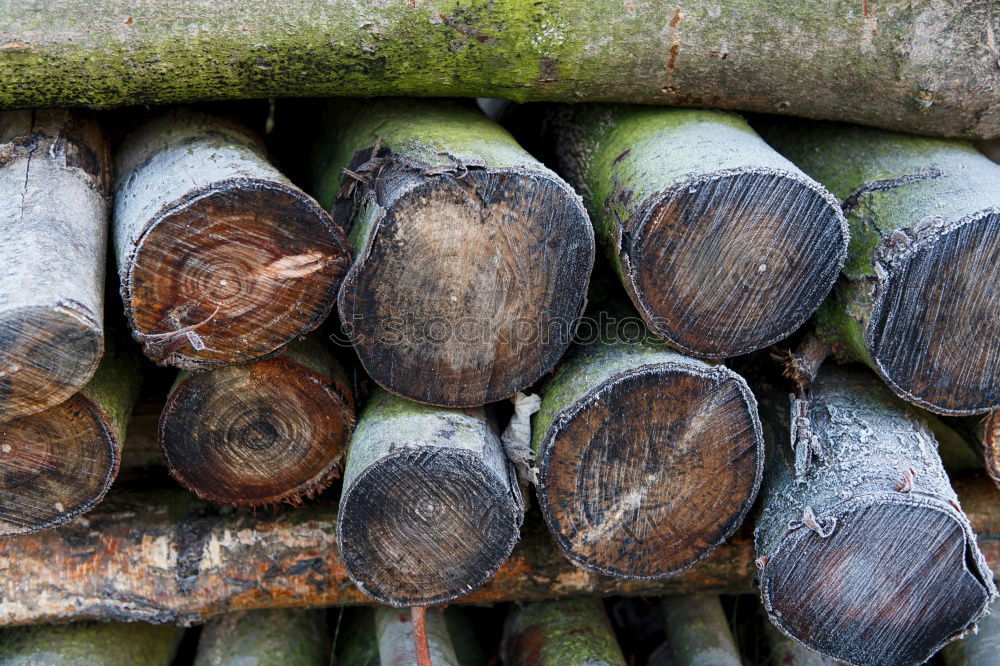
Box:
[0,2,998,665]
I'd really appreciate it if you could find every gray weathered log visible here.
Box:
[193,608,330,666]
[941,602,1000,666]
[660,595,741,666]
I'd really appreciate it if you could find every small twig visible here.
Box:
[412,606,431,666]
[771,333,831,399]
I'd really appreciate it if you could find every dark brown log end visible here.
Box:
[338,447,522,606]
[869,210,1000,414]
[339,168,592,407]
[0,305,103,422]
[0,392,117,535]
[761,503,993,666]
[159,357,352,507]
[538,364,762,578]
[126,180,350,368]
[626,170,845,358]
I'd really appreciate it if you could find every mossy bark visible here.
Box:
[941,601,1000,666]
[113,108,350,369]
[0,108,108,422]
[501,598,626,665]
[0,2,998,138]
[660,595,741,666]
[761,121,1000,415]
[307,98,593,407]
[193,608,330,666]
[0,621,182,665]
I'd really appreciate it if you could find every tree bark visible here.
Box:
[306,98,593,407]
[531,327,763,578]
[0,621,182,665]
[760,122,1000,416]
[159,337,354,507]
[660,595,742,666]
[0,332,141,535]
[501,598,626,665]
[112,108,350,369]
[531,105,847,359]
[1,2,998,138]
[0,109,108,422]
[754,366,997,666]
[941,601,1000,666]
[762,612,843,666]
[193,608,330,666]
[337,608,459,666]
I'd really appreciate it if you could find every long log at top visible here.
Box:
[0,2,996,138]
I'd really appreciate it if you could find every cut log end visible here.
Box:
[628,170,845,358]
[340,168,592,407]
[338,447,522,606]
[125,180,349,368]
[0,392,117,535]
[159,358,352,507]
[538,363,762,578]
[761,502,994,666]
[869,209,1000,414]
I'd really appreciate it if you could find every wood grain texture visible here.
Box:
[159,338,354,507]
[193,608,330,666]
[762,122,1000,415]
[532,333,763,578]
[535,105,846,359]
[113,108,350,369]
[0,109,108,422]
[754,367,997,666]
[0,621,181,665]
[501,598,626,665]
[660,595,742,666]
[308,99,593,407]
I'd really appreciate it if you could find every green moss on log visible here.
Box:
[0,621,182,665]
[194,608,330,666]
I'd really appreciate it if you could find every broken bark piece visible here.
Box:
[532,327,763,578]
[159,337,354,507]
[754,366,997,666]
[0,109,109,422]
[193,608,330,666]
[0,332,141,535]
[535,105,846,359]
[337,607,459,666]
[501,598,626,665]
[660,595,741,666]
[308,98,593,407]
[0,621,182,665]
[112,108,350,369]
[941,601,1000,666]
[761,122,1000,415]
[762,610,842,665]
[337,388,524,606]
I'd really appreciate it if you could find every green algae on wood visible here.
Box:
[193,608,330,666]
[501,598,626,665]
[0,621,182,665]
[660,595,742,666]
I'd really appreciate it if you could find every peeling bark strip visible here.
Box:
[941,601,1000,665]
[501,598,626,665]
[761,122,1000,415]
[0,333,140,536]
[193,608,331,666]
[754,367,997,666]
[159,338,354,507]
[0,109,108,422]
[0,621,182,665]
[532,330,763,578]
[113,108,350,369]
[1,2,999,137]
[338,607,460,666]
[536,106,847,359]
[337,389,524,606]
[762,611,842,666]
[660,595,741,666]
[307,99,593,407]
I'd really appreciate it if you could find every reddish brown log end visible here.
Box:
[984,411,1000,489]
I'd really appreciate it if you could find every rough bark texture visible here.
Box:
[754,366,997,666]
[0,108,107,422]
[113,108,350,369]
[0,473,994,627]
[761,122,1000,415]
[307,98,593,407]
[941,601,1000,666]
[338,388,524,606]
[762,614,843,666]
[1,2,998,138]
[193,608,330,666]
[501,598,626,665]
[159,338,354,507]
[532,334,763,578]
[535,105,847,359]
[337,608,459,666]
[660,595,741,666]
[0,332,141,535]
[0,621,182,665]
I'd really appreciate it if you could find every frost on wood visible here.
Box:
[0,109,108,422]
[337,389,524,607]
[761,121,1000,415]
[112,108,350,369]
[501,598,626,665]
[754,366,996,666]
[535,105,847,359]
[307,98,593,407]
[660,595,742,666]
